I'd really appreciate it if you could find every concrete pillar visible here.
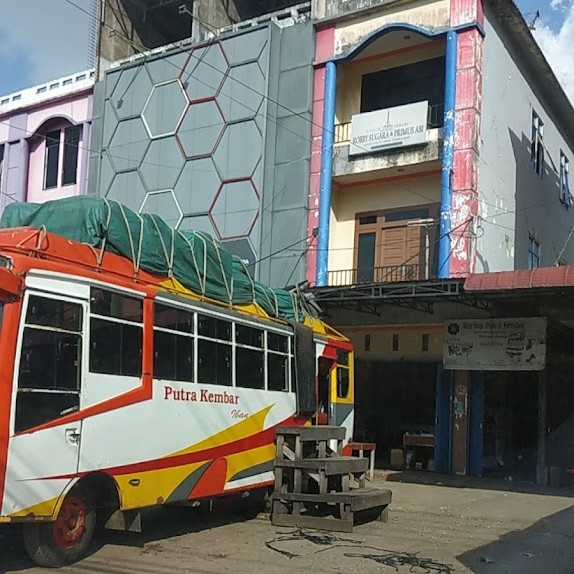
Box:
[0,139,28,213]
[452,370,469,474]
[536,370,548,485]
[0,142,11,214]
[18,138,29,203]
[78,122,92,196]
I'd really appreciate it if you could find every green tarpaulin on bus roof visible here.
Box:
[0,196,309,322]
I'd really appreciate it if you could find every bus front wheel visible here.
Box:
[23,487,96,568]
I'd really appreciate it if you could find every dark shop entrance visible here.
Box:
[482,371,539,482]
[354,361,437,470]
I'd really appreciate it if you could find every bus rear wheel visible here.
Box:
[23,488,96,568]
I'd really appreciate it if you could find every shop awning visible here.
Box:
[464,266,574,292]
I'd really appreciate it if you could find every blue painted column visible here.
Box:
[316,60,337,287]
[434,364,453,474]
[468,371,485,477]
[438,30,458,279]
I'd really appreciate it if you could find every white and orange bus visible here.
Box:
[0,227,354,567]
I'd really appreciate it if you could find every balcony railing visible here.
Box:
[334,103,445,145]
[334,121,352,144]
[327,264,428,287]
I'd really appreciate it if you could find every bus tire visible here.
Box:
[23,487,96,568]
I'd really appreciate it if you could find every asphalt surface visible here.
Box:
[2,476,573,573]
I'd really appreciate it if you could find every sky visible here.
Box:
[0,0,94,96]
[0,0,573,102]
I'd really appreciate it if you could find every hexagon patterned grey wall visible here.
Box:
[91,21,313,287]
[142,80,188,138]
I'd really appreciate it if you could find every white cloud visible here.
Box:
[533,4,574,104]
[550,0,566,11]
[0,0,93,86]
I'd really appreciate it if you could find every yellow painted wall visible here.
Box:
[334,0,451,56]
[336,41,446,124]
[328,173,441,272]
[342,327,443,361]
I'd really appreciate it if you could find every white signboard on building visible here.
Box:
[349,100,429,156]
[443,318,547,371]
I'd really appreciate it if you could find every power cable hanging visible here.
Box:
[2,3,552,223]
[17,0,574,273]
[59,0,574,227]
[0,111,564,263]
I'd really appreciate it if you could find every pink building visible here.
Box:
[0,70,94,213]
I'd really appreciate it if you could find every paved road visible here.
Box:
[2,479,574,573]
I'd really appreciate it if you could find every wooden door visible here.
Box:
[377,224,423,281]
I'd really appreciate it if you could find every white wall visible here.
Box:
[478,8,574,271]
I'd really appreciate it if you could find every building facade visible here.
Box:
[88,0,574,482]
[89,3,314,287]
[309,0,574,288]
[308,0,574,482]
[0,70,95,213]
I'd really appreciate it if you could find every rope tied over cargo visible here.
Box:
[0,196,318,324]
[149,215,176,279]
[207,232,233,305]
[178,231,206,296]
[114,200,144,276]
[98,198,114,267]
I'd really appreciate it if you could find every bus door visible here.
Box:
[316,356,334,425]
[5,291,86,517]
[329,349,354,441]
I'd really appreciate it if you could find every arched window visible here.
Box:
[34,117,81,189]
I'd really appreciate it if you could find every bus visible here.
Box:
[0,227,354,567]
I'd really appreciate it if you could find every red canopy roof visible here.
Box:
[464,266,574,292]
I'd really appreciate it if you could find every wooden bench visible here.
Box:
[348,442,376,481]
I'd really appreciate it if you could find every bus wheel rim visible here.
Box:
[53,497,87,549]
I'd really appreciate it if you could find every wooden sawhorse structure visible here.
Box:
[271,426,392,532]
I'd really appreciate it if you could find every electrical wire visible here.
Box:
[264,528,454,573]
[250,235,314,266]
[554,220,574,265]
[4,6,563,222]
[16,0,574,270]
[283,235,316,288]
[59,0,574,226]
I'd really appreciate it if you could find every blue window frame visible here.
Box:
[531,111,544,178]
[528,235,540,269]
[560,151,571,206]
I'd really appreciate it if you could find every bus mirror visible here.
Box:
[0,267,21,300]
[291,322,316,416]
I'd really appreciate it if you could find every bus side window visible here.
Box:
[89,288,143,377]
[197,314,232,386]
[153,303,194,382]
[266,332,291,392]
[15,295,83,433]
[235,324,265,390]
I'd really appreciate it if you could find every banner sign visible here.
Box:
[443,318,547,371]
[349,101,428,156]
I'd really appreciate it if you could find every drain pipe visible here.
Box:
[315,60,337,287]
[438,30,457,279]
